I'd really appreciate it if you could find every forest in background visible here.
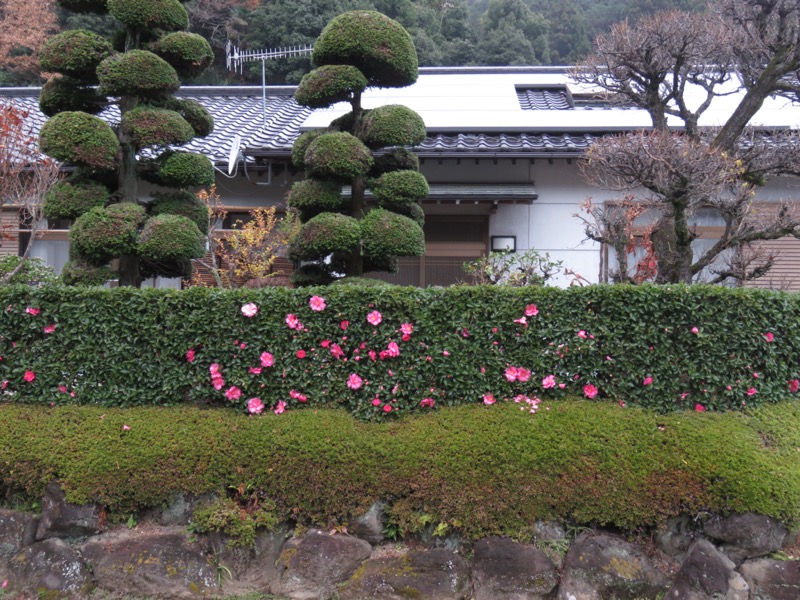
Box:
[0,0,707,86]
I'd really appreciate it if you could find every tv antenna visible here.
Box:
[225,40,314,128]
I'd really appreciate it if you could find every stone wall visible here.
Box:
[1,481,799,599]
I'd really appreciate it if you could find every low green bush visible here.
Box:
[1,401,798,537]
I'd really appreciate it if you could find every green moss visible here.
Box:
[61,260,116,286]
[360,208,424,259]
[39,111,120,170]
[304,132,373,180]
[122,105,195,149]
[362,104,426,149]
[39,78,106,117]
[289,212,360,261]
[192,497,279,548]
[149,190,208,234]
[69,203,145,265]
[97,50,180,98]
[313,11,418,89]
[287,179,345,221]
[150,32,213,78]
[291,129,325,170]
[295,65,368,109]
[107,0,188,32]
[138,214,205,261]
[39,30,114,82]
[372,170,429,204]
[153,151,215,188]
[43,179,110,221]
[154,97,214,138]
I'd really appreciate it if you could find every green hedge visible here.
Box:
[1,285,800,420]
[1,401,799,537]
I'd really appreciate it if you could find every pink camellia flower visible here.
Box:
[285,314,300,330]
[209,363,220,375]
[691,326,699,334]
[2,579,6,588]
[290,389,308,403]
[443,350,450,357]
[542,375,556,389]
[400,323,413,336]
[122,424,131,431]
[372,397,382,406]
[383,404,392,413]
[517,367,531,383]
[367,310,382,326]
[296,350,306,359]
[58,385,68,393]
[578,330,588,339]
[321,339,331,348]
[309,295,327,312]
[225,386,242,401]
[25,307,40,316]
[789,379,800,393]
[764,332,775,342]
[513,316,528,327]
[330,344,345,359]
[0,381,7,390]
[695,404,707,412]
[247,397,264,414]
[249,367,262,375]
[420,397,435,408]
[505,366,518,382]
[747,387,758,396]
[241,302,258,318]
[483,393,496,405]
[23,370,35,383]
[347,373,363,390]
[212,377,225,390]
[524,304,538,317]
[260,352,274,367]
[583,384,598,399]
[340,320,349,330]
[643,376,654,386]
[43,324,56,334]
[186,348,195,363]
[274,400,287,415]
[386,342,400,357]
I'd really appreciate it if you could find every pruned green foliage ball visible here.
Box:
[57,0,108,13]
[39,78,105,117]
[39,30,115,82]
[371,147,419,176]
[287,179,345,221]
[153,151,215,188]
[362,104,426,149]
[305,132,373,180]
[383,200,425,227]
[43,179,109,221]
[361,208,424,259]
[150,32,213,78]
[61,260,116,286]
[70,203,145,265]
[156,98,213,138]
[291,129,325,170]
[372,170,429,204]
[149,190,208,234]
[295,65,368,109]
[39,111,120,170]
[313,10,418,88]
[97,50,180,97]
[122,106,194,149]
[138,214,204,261]
[289,212,360,261]
[108,0,188,32]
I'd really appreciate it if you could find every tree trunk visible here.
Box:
[118,254,141,287]
[652,215,693,284]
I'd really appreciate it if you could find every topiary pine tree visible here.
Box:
[288,11,427,285]
[37,0,215,286]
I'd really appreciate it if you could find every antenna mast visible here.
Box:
[225,40,314,128]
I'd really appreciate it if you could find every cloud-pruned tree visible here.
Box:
[575,1,800,284]
[288,10,427,285]
[37,0,215,286]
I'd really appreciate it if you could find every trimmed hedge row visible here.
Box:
[1,401,799,536]
[1,284,800,418]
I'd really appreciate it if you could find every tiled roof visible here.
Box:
[516,88,573,110]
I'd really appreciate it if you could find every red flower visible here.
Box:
[383,404,392,413]
[695,404,707,412]
[340,320,349,330]
[23,370,35,383]
[420,398,435,408]
[296,350,306,359]
[643,376,653,386]
[25,307,40,316]
[764,332,775,342]
[583,384,598,399]
[185,348,195,363]
[790,379,800,393]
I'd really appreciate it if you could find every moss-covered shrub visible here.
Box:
[295,65,368,109]
[152,151,215,188]
[313,10,418,88]
[60,260,117,286]
[149,190,208,234]
[371,147,420,176]
[43,179,109,221]
[327,109,368,135]
[382,200,425,227]
[97,50,180,97]
[372,170,429,204]
[39,111,120,170]
[39,78,106,117]
[39,30,115,82]
[291,129,325,170]
[287,179,345,220]
[138,214,204,262]
[289,212,360,261]
[360,208,424,259]
[362,104,426,149]
[107,0,189,32]
[304,132,373,180]
[150,32,213,78]
[69,203,145,265]
[290,263,335,287]
[56,0,108,14]
[155,97,213,138]
[122,106,194,149]
[192,496,280,548]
